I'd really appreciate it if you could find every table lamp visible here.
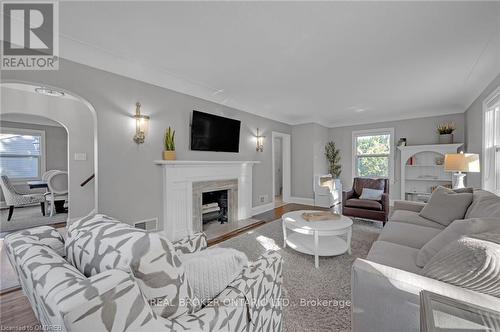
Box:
[444,152,480,189]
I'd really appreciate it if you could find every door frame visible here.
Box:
[272,132,291,204]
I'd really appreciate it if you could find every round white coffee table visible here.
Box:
[282,210,353,268]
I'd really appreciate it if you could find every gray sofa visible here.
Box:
[5,215,283,331]
[352,189,500,332]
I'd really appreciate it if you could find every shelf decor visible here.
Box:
[398,144,463,201]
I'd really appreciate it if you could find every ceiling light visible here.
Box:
[35,87,65,97]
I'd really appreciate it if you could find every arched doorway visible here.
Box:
[0,82,98,231]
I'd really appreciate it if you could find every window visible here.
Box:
[0,128,46,180]
[352,128,394,181]
[483,87,500,194]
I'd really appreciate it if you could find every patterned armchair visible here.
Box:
[4,219,283,331]
[0,175,46,221]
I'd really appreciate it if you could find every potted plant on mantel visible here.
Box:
[437,122,456,144]
[163,127,176,160]
[325,141,342,188]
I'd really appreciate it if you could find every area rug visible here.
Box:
[217,218,382,332]
[0,206,67,234]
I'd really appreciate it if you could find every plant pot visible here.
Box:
[438,134,453,144]
[163,150,176,160]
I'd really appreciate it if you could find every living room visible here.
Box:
[1,1,499,331]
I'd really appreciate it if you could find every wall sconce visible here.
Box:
[256,128,265,152]
[133,102,150,144]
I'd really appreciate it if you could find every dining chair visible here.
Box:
[0,175,46,221]
[42,170,59,182]
[45,171,68,216]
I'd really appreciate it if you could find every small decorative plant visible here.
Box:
[163,127,176,160]
[164,127,176,151]
[437,122,456,144]
[325,141,341,178]
[436,122,455,135]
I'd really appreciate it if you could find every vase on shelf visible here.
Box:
[438,134,453,144]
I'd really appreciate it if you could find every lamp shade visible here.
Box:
[444,153,480,173]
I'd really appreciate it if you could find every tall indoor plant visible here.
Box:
[325,141,342,179]
[163,127,176,160]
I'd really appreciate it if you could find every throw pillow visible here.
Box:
[422,231,500,298]
[416,218,500,267]
[66,214,193,319]
[359,188,384,201]
[181,248,248,311]
[419,186,473,226]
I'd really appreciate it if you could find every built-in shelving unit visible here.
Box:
[398,144,463,201]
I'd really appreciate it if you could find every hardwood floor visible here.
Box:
[0,203,323,328]
[0,289,39,329]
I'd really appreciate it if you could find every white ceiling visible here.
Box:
[57,1,500,127]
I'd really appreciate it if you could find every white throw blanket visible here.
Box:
[181,248,248,310]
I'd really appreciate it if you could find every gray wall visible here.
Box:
[465,74,500,188]
[329,113,466,199]
[291,123,329,199]
[2,59,291,229]
[0,120,68,202]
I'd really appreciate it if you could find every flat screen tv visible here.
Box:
[191,111,241,152]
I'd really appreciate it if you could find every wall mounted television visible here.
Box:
[190,111,241,152]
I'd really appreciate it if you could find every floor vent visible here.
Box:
[134,218,158,231]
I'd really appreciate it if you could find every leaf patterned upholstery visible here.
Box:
[65,214,194,319]
[5,220,283,331]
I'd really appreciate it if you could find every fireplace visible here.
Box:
[202,190,228,224]
[155,160,258,241]
[192,179,238,233]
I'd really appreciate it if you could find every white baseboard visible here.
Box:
[251,202,275,216]
[288,196,315,206]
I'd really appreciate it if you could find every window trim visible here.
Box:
[352,128,395,183]
[0,127,46,181]
[482,86,500,194]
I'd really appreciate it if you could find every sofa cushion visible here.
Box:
[389,210,445,229]
[366,241,421,274]
[416,218,500,267]
[378,222,442,249]
[182,248,248,310]
[5,226,65,259]
[419,186,473,227]
[345,198,383,210]
[66,214,193,319]
[465,191,500,219]
[422,231,500,298]
[354,178,386,197]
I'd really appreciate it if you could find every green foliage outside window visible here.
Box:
[356,134,390,178]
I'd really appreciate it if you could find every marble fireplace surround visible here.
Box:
[193,179,238,233]
[155,160,259,241]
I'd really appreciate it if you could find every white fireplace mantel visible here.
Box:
[154,160,260,166]
[155,160,260,240]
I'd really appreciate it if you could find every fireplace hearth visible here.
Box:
[202,190,228,224]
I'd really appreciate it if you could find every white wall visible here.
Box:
[2,59,291,230]
[329,113,466,199]
[465,74,500,188]
[1,88,95,219]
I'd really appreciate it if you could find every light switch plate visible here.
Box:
[74,153,87,161]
